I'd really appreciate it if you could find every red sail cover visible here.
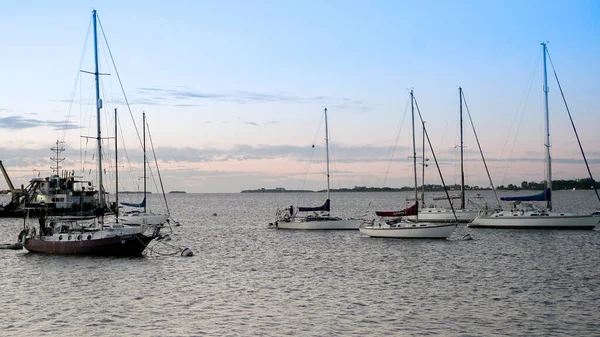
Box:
[376,203,418,217]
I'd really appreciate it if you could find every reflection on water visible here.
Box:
[1,191,599,336]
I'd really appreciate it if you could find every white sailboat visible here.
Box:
[411,87,480,223]
[271,108,360,230]
[119,112,168,226]
[360,90,457,239]
[469,43,599,230]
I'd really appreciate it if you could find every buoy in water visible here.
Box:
[181,247,194,257]
[462,233,473,241]
[212,213,217,216]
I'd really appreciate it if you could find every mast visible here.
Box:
[421,122,425,207]
[459,87,465,210]
[324,107,330,201]
[542,42,552,211]
[115,108,119,222]
[411,90,419,220]
[143,112,147,213]
[92,9,104,209]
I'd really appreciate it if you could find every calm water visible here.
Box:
[1,191,599,336]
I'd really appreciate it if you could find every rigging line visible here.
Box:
[497,52,541,185]
[382,97,410,187]
[146,121,171,216]
[461,91,500,206]
[296,113,323,206]
[413,96,458,222]
[96,14,144,150]
[546,50,600,204]
[61,16,92,144]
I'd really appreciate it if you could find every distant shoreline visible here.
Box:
[169,191,187,194]
[240,178,599,193]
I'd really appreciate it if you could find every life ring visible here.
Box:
[58,235,63,241]
[68,235,72,241]
[77,235,82,240]
[87,235,92,240]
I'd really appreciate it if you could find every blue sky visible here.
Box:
[0,0,599,193]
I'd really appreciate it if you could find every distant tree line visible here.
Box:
[496,178,600,191]
[241,178,599,193]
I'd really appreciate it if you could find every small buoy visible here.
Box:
[181,247,194,257]
[462,233,473,241]
[212,213,217,216]
[174,221,181,227]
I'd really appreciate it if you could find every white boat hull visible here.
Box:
[275,218,361,230]
[119,212,168,226]
[405,208,479,223]
[359,222,456,239]
[469,211,599,229]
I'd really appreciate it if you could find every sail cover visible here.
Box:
[376,203,418,217]
[298,199,330,212]
[120,196,146,208]
[500,188,551,202]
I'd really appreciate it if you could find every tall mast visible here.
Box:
[92,9,104,209]
[143,112,147,213]
[115,108,119,222]
[421,122,425,207]
[411,90,418,220]
[324,107,330,201]
[542,42,552,211]
[459,87,465,210]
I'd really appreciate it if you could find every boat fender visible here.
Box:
[58,235,63,241]
[68,235,72,241]
[18,229,26,243]
[77,235,82,240]
[462,233,473,241]
[181,247,194,257]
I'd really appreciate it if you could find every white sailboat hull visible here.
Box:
[275,218,361,230]
[119,212,168,226]
[359,222,456,239]
[469,211,599,229]
[405,208,479,223]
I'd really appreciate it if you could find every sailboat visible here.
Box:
[119,112,168,226]
[359,90,457,239]
[469,43,599,230]
[18,10,162,256]
[411,87,480,223]
[271,108,360,229]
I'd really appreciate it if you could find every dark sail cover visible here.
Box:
[500,188,551,202]
[376,203,418,217]
[298,199,330,212]
[120,196,146,208]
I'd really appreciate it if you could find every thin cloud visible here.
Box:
[0,116,79,130]
[244,121,258,126]
[135,87,370,111]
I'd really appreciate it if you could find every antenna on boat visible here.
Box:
[50,140,65,173]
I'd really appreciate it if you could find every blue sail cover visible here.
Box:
[500,188,551,202]
[120,196,146,208]
[298,199,330,212]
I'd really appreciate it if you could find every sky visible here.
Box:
[0,0,599,193]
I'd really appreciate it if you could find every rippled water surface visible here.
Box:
[1,191,599,336]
